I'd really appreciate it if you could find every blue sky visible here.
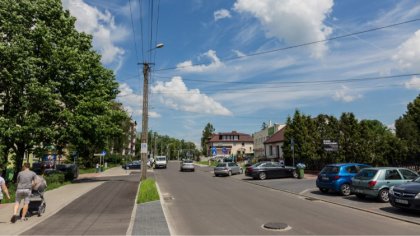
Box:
[61,0,420,146]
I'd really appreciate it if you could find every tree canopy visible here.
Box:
[0,0,129,176]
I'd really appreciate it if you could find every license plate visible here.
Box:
[395,199,408,204]
[322,177,329,181]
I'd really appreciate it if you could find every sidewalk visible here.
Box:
[0,166,131,235]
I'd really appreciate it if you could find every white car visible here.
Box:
[154,156,167,169]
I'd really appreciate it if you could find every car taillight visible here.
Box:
[333,176,340,180]
[247,167,253,172]
[368,181,377,188]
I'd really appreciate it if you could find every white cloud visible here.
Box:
[176,50,224,72]
[405,76,420,90]
[393,30,420,71]
[117,83,161,118]
[333,85,363,102]
[214,9,232,21]
[233,0,334,58]
[62,0,127,65]
[151,76,232,116]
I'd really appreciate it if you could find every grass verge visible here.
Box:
[137,179,159,204]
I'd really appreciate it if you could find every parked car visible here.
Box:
[316,163,370,196]
[389,176,420,211]
[154,156,167,169]
[180,160,195,172]
[351,167,419,202]
[122,160,141,170]
[214,162,242,177]
[245,162,297,180]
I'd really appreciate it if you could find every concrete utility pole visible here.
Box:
[140,63,150,181]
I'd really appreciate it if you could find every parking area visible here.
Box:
[230,173,420,224]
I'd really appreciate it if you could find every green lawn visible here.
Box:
[137,179,159,204]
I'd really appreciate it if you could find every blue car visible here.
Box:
[316,163,370,196]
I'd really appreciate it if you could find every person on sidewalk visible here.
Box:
[0,174,11,204]
[11,163,36,223]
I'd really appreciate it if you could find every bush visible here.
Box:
[107,154,128,165]
[44,172,65,185]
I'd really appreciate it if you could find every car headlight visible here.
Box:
[389,186,394,195]
[415,193,420,199]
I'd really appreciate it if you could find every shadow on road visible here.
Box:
[380,206,420,217]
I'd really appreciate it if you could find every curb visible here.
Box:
[155,180,173,235]
[126,181,141,236]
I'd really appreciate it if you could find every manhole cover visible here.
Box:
[262,222,291,231]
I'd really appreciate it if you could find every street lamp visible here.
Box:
[140,43,164,181]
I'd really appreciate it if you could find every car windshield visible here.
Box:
[157,157,166,161]
[320,166,339,174]
[354,169,378,180]
[132,161,140,165]
[216,163,226,167]
[183,160,193,163]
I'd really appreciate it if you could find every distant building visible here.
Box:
[207,131,253,157]
[263,127,286,162]
[252,122,285,159]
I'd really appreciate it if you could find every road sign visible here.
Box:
[323,139,338,152]
[222,147,227,154]
[211,146,217,156]
[141,143,148,154]
[101,150,107,156]
[291,138,294,151]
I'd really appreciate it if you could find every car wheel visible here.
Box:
[258,172,267,180]
[215,174,219,177]
[378,189,389,202]
[340,184,351,196]
[356,193,366,199]
[228,171,232,176]
[292,170,298,178]
[319,188,329,193]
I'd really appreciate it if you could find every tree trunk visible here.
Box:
[13,143,25,182]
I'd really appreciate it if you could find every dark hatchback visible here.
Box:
[245,162,297,180]
[122,160,141,170]
[389,177,420,211]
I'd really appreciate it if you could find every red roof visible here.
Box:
[264,127,286,144]
[208,131,253,143]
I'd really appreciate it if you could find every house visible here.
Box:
[207,131,253,158]
[253,122,285,159]
[263,127,286,162]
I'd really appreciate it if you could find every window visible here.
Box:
[269,146,273,155]
[346,166,358,174]
[385,169,402,180]
[399,169,418,180]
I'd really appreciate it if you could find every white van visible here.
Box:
[154,156,167,169]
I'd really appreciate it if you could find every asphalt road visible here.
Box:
[155,161,420,235]
[22,174,140,235]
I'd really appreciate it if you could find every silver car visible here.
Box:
[180,160,195,172]
[214,162,242,177]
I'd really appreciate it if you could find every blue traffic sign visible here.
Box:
[101,150,107,156]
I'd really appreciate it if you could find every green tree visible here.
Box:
[0,0,129,174]
[395,94,420,160]
[201,123,215,156]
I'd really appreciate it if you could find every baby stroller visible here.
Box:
[20,175,47,217]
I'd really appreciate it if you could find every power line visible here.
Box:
[155,18,420,71]
[128,0,140,63]
[154,73,419,86]
[138,0,144,61]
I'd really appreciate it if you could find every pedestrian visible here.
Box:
[11,163,36,223]
[0,174,11,204]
